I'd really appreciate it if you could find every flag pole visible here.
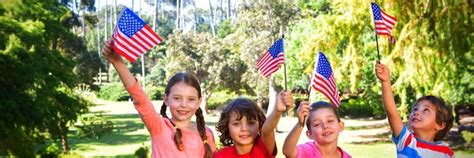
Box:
[374,32,381,61]
[371,1,381,61]
[281,26,287,91]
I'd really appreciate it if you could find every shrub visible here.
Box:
[145,85,164,100]
[338,97,385,118]
[97,82,129,101]
[134,143,149,158]
[207,91,236,110]
[75,113,114,139]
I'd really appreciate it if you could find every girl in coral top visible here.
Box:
[103,40,216,158]
[214,91,294,158]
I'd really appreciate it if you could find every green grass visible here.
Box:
[62,100,474,157]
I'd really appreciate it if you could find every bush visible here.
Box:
[338,97,385,118]
[207,91,236,110]
[134,143,150,158]
[75,113,114,139]
[145,85,164,100]
[97,82,129,101]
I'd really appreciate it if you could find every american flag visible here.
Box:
[112,7,163,63]
[371,2,397,44]
[256,38,285,78]
[310,52,340,108]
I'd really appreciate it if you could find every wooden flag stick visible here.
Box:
[374,32,381,61]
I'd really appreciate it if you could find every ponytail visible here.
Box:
[196,107,212,158]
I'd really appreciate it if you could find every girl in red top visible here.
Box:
[214,92,294,158]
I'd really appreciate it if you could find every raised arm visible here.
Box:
[102,40,135,87]
[283,101,310,158]
[375,62,403,138]
[261,91,294,154]
[102,40,162,135]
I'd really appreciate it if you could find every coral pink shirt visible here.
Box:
[126,80,216,158]
[296,141,351,158]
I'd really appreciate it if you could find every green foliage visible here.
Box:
[134,143,150,158]
[0,0,93,156]
[217,19,234,38]
[165,30,249,102]
[75,113,114,139]
[206,91,236,110]
[284,0,472,118]
[97,82,130,101]
[145,84,164,100]
[462,131,473,145]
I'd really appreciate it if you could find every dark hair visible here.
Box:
[413,95,453,141]
[216,98,266,146]
[306,101,341,131]
[159,72,211,158]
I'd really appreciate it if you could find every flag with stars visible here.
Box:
[256,38,285,78]
[371,2,397,44]
[112,7,162,63]
[310,52,340,108]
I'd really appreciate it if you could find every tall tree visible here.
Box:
[208,0,216,36]
[0,0,92,155]
[165,31,248,114]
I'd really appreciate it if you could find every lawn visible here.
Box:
[65,100,473,157]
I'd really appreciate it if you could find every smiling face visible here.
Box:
[228,112,260,147]
[163,81,201,122]
[306,108,344,145]
[409,100,443,133]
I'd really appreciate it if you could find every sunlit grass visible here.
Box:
[63,100,473,158]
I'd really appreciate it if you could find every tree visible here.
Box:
[284,0,472,117]
[0,0,92,155]
[165,30,248,114]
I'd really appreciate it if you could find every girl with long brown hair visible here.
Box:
[103,40,215,158]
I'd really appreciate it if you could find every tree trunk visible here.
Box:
[180,0,185,29]
[208,0,216,37]
[59,122,70,154]
[176,0,180,29]
[153,0,159,31]
[81,9,86,38]
[113,0,117,26]
[109,0,114,34]
[193,0,197,34]
[97,0,102,84]
[103,0,107,41]
[227,0,231,19]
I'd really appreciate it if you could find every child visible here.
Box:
[283,101,351,158]
[214,91,294,158]
[103,40,216,158]
[375,62,454,157]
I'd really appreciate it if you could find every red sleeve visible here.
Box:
[255,136,277,157]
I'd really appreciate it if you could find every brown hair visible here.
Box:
[216,98,266,146]
[306,101,341,131]
[413,95,453,141]
[159,72,212,158]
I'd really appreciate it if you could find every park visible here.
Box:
[0,0,472,157]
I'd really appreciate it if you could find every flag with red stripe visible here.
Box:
[310,52,340,108]
[256,38,285,78]
[371,2,397,44]
[112,7,163,63]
